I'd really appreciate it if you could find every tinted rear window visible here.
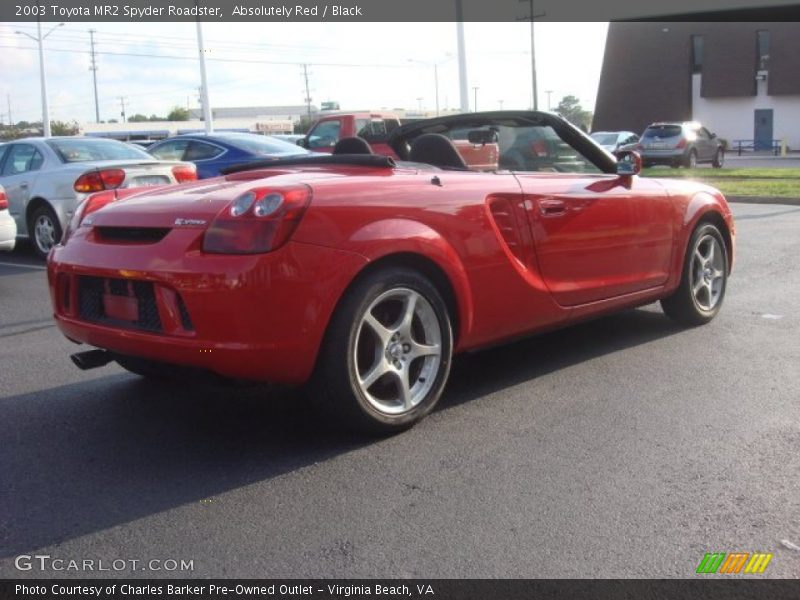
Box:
[643,125,683,139]
[49,139,152,163]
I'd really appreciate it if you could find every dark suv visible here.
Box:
[637,122,724,169]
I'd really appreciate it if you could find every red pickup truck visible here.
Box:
[300,112,498,170]
[300,112,401,156]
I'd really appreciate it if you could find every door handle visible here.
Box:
[19,182,28,189]
[539,199,567,216]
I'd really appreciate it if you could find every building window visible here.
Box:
[691,35,703,73]
[757,30,770,70]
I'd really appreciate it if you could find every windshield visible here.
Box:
[48,139,153,163]
[591,133,618,145]
[219,134,310,156]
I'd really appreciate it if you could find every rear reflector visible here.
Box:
[0,188,7,210]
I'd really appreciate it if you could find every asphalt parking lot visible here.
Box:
[1,202,799,579]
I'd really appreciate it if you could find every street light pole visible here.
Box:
[195,12,213,134]
[434,64,440,116]
[472,86,479,112]
[519,0,545,111]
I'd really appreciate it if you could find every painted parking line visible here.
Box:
[0,261,47,270]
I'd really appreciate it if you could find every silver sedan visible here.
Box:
[0,137,195,258]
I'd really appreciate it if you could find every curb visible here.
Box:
[726,196,800,206]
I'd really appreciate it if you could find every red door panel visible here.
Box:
[515,173,674,306]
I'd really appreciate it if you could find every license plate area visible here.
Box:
[129,175,170,186]
[102,293,139,322]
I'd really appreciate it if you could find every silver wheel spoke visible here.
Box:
[397,292,418,337]
[694,248,704,264]
[359,359,389,389]
[389,369,413,411]
[364,312,393,346]
[408,340,441,361]
[705,240,715,264]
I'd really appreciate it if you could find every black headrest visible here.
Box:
[408,133,468,170]
[332,136,373,155]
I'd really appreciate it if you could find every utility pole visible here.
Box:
[302,64,312,120]
[519,0,545,110]
[118,96,127,123]
[472,86,479,112]
[15,5,63,137]
[89,29,100,123]
[6,95,11,126]
[545,90,553,111]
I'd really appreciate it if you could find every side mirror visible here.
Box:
[297,138,309,148]
[615,150,642,176]
[710,132,717,139]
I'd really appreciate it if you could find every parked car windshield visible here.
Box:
[218,133,310,156]
[48,139,153,163]
[590,133,619,145]
[642,125,683,139]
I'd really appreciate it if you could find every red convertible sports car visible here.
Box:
[47,111,734,433]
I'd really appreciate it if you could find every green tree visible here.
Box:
[128,114,149,122]
[167,106,190,121]
[554,95,593,131]
[293,116,314,134]
[50,120,80,136]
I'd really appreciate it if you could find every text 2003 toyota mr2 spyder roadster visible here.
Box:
[48,112,734,433]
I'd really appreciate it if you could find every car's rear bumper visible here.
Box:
[0,214,16,251]
[47,235,367,384]
[640,149,687,165]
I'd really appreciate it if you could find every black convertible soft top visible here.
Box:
[220,153,396,175]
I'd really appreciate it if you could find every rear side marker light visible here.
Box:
[0,188,8,210]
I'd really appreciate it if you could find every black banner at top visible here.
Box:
[2,0,800,22]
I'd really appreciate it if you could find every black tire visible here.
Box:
[29,204,62,259]
[684,149,698,169]
[712,149,725,168]
[309,267,453,434]
[661,223,728,326]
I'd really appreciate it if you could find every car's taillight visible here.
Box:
[203,185,312,254]
[675,138,687,149]
[0,188,7,210]
[74,169,126,193]
[172,164,197,183]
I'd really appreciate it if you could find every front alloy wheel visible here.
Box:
[311,267,453,434]
[661,223,728,326]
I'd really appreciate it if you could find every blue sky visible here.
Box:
[0,22,608,124]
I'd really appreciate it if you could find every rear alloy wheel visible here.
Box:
[661,223,728,326]
[712,149,725,168]
[30,205,62,259]
[685,149,698,169]
[311,267,453,434]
